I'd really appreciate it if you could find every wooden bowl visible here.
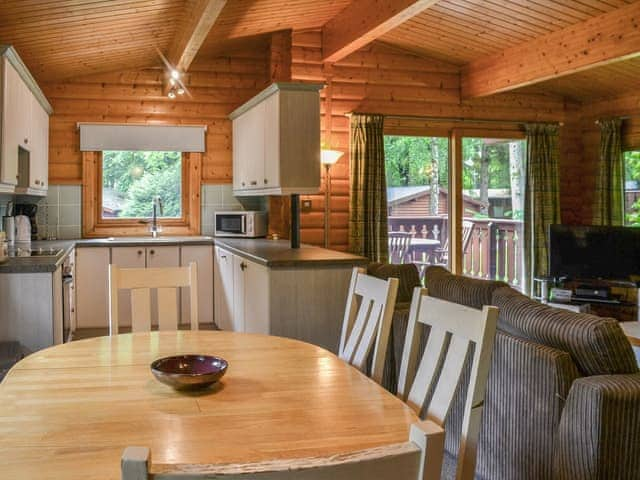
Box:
[151,355,228,390]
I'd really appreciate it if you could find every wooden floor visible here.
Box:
[70,323,218,341]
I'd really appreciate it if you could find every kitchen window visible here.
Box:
[624,150,640,226]
[101,150,182,219]
[79,123,205,238]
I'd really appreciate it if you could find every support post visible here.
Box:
[291,194,300,249]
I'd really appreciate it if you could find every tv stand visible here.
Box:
[560,278,639,322]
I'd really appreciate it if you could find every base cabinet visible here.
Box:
[76,244,213,329]
[214,246,356,352]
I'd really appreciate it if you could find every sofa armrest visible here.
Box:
[555,373,640,480]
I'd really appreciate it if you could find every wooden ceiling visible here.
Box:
[0,0,638,102]
[381,0,636,65]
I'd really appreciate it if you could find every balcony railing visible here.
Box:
[389,215,523,289]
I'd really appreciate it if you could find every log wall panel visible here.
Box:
[45,50,269,185]
[291,30,568,251]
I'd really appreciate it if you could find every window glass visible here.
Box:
[384,136,450,273]
[101,150,182,219]
[461,138,526,288]
[624,150,640,226]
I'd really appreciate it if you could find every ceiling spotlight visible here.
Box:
[170,69,180,80]
[168,90,176,99]
[177,87,185,95]
[169,77,176,86]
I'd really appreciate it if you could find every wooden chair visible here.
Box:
[432,220,475,266]
[388,231,413,264]
[121,420,445,480]
[108,263,198,335]
[397,288,499,480]
[338,267,399,384]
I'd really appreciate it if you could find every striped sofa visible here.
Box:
[369,263,640,480]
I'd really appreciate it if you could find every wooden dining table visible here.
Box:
[0,331,418,479]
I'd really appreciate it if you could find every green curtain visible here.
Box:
[348,113,389,262]
[593,118,624,226]
[524,123,561,294]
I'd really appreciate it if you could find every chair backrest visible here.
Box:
[122,421,444,480]
[388,231,413,264]
[109,262,198,335]
[438,220,474,260]
[397,287,498,480]
[338,267,399,384]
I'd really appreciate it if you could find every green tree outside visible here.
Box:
[102,150,182,218]
[624,150,640,226]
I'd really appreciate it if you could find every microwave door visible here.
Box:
[218,215,245,235]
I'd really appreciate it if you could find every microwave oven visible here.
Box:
[214,211,267,238]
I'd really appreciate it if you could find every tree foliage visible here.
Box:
[102,150,181,218]
[624,150,640,226]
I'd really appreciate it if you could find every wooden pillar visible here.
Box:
[449,130,463,274]
[267,29,293,239]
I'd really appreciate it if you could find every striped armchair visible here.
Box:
[421,266,640,480]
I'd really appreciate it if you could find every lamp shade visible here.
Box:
[321,149,344,165]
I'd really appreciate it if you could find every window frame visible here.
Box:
[82,151,201,238]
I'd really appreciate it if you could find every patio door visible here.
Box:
[458,134,526,289]
[384,135,450,273]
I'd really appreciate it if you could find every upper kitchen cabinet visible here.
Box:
[229,83,322,196]
[0,46,53,195]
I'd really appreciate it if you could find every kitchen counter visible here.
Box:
[0,240,75,274]
[214,238,368,268]
[0,236,367,273]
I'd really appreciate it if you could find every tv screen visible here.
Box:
[548,225,640,281]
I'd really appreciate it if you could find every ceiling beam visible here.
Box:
[167,0,227,72]
[321,0,439,63]
[461,1,640,99]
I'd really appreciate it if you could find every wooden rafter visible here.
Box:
[167,0,227,72]
[321,0,439,63]
[461,1,640,99]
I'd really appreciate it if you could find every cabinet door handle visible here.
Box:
[220,254,227,259]
[240,262,247,271]
[264,179,268,184]
[241,182,246,187]
[24,138,28,144]
[250,180,257,186]
[137,250,143,255]
[149,249,155,255]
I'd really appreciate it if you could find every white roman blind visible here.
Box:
[79,123,206,152]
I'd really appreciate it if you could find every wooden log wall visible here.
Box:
[44,45,269,184]
[291,29,569,251]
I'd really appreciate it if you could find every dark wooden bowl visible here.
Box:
[150,355,228,390]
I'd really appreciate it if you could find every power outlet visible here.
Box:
[301,199,313,212]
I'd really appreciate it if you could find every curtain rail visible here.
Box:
[344,112,563,126]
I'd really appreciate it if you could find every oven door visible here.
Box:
[215,214,246,236]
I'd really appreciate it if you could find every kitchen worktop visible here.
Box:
[214,238,368,267]
[0,236,367,273]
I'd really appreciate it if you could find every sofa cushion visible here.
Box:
[368,262,421,304]
[424,266,507,309]
[492,287,639,376]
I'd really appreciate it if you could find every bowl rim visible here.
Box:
[150,354,228,377]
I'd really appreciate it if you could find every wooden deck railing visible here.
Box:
[389,216,524,288]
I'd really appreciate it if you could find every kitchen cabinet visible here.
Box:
[229,82,322,196]
[0,47,52,195]
[0,265,63,352]
[213,244,359,352]
[75,247,111,329]
[180,245,213,326]
[214,246,235,331]
[75,243,213,330]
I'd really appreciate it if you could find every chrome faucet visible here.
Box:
[150,196,163,238]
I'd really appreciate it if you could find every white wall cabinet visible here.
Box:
[75,244,213,330]
[229,82,322,196]
[0,47,52,195]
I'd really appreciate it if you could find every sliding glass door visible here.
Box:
[461,137,526,288]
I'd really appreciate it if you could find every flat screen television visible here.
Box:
[548,224,640,281]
